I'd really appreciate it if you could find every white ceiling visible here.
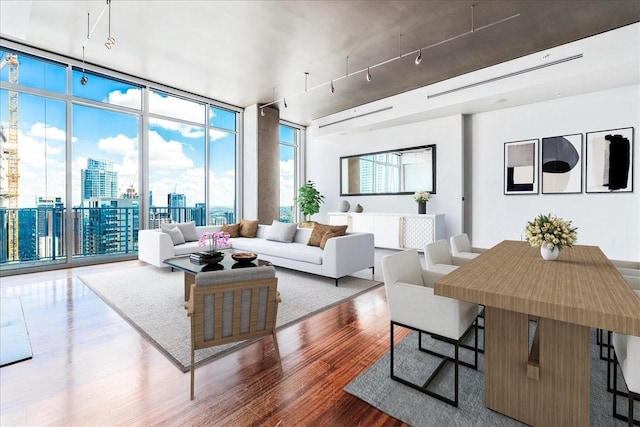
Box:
[1,1,639,126]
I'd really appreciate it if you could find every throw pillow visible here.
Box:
[160,222,199,242]
[163,226,186,245]
[239,219,259,238]
[222,223,240,238]
[266,220,298,243]
[319,230,344,249]
[307,223,348,247]
[177,221,199,242]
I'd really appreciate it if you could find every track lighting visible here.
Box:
[80,0,117,85]
[80,45,88,85]
[415,49,422,65]
[260,107,265,117]
[256,5,518,112]
[104,0,115,49]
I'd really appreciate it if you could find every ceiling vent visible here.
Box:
[427,54,583,99]
[318,106,393,129]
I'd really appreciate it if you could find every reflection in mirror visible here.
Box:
[340,145,436,196]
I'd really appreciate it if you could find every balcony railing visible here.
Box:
[0,206,235,270]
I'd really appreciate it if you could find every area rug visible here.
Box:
[0,297,33,367]
[79,265,381,372]
[344,329,628,426]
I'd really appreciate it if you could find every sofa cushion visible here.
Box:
[266,220,298,243]
[222,223,240,238]
[307,223,348,247]
[320,230,343,249]
[163,226,186,245]
[232,238,323,265]
[161,221,199,242]
[239,219,259,238]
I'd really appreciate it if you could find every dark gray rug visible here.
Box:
[0,297,33,367]
[345,327,631,426]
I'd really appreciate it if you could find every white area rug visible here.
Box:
[79,265,381,372]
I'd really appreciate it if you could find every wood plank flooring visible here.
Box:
[0,260,409,426]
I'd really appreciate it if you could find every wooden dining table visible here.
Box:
[434,240,640,427]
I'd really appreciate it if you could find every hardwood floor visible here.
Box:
[0,260,409,426]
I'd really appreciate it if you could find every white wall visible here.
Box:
[307,115,464,238]
[307,25,639,261]
[469,85,640,261]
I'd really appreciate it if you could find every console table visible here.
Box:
[328,212,444,250]
[434,240,640,426]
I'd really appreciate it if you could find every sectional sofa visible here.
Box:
[138,222,375,285]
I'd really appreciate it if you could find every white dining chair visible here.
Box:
[601,276,640,360]
[450,233,480,261]
[611,331,639,426]
[382,249,479,407]
[424,239,469,274]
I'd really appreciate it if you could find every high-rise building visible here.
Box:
[37,196,64,260]
[167,192,186,222]
[81,158,118,201]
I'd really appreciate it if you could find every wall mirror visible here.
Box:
[340,145,436,196]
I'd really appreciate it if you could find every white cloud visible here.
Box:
[27,122,77,142]
[148,91,205,124]
[280,159,295,206]
[149,117,204,139]
[14,128,66,206]
[105,88,142,109]
[148,130,194,170]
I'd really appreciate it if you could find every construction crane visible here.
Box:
[0,52,20,260]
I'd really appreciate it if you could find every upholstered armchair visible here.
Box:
[186,265,281,400]
[424,239,470,274]
[382,249,479,407]
[450,233,481,261]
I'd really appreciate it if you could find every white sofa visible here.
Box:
[138,224,375,285]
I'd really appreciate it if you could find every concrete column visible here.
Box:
[243,104,280,224]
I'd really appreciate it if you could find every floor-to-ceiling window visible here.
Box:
[209,106,237,225]
[148,90,206,226]
[0,52,67,267]
[0,44,241,273]
[279,123,300,223]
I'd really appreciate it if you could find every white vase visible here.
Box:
[540,245,559,261]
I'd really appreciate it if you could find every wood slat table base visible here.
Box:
[485,307,591,426]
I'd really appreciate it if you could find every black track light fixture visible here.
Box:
[366,68,372,82]
[330,80,335,94]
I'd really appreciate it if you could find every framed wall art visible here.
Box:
[586,127,634,193]
[541,133,582,194]
[504,139,539,195]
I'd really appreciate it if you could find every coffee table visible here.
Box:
[163,252,271,301]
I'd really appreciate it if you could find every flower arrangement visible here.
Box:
[525,213,578,250]
[198,231,231,254]
[413,191,432,203]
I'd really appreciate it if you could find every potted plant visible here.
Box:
[413,190,432,214]
[524,213,578,260]
[295,180,325,227]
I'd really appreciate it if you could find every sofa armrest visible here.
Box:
[138,229,175,268]
[321,232,375,278]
